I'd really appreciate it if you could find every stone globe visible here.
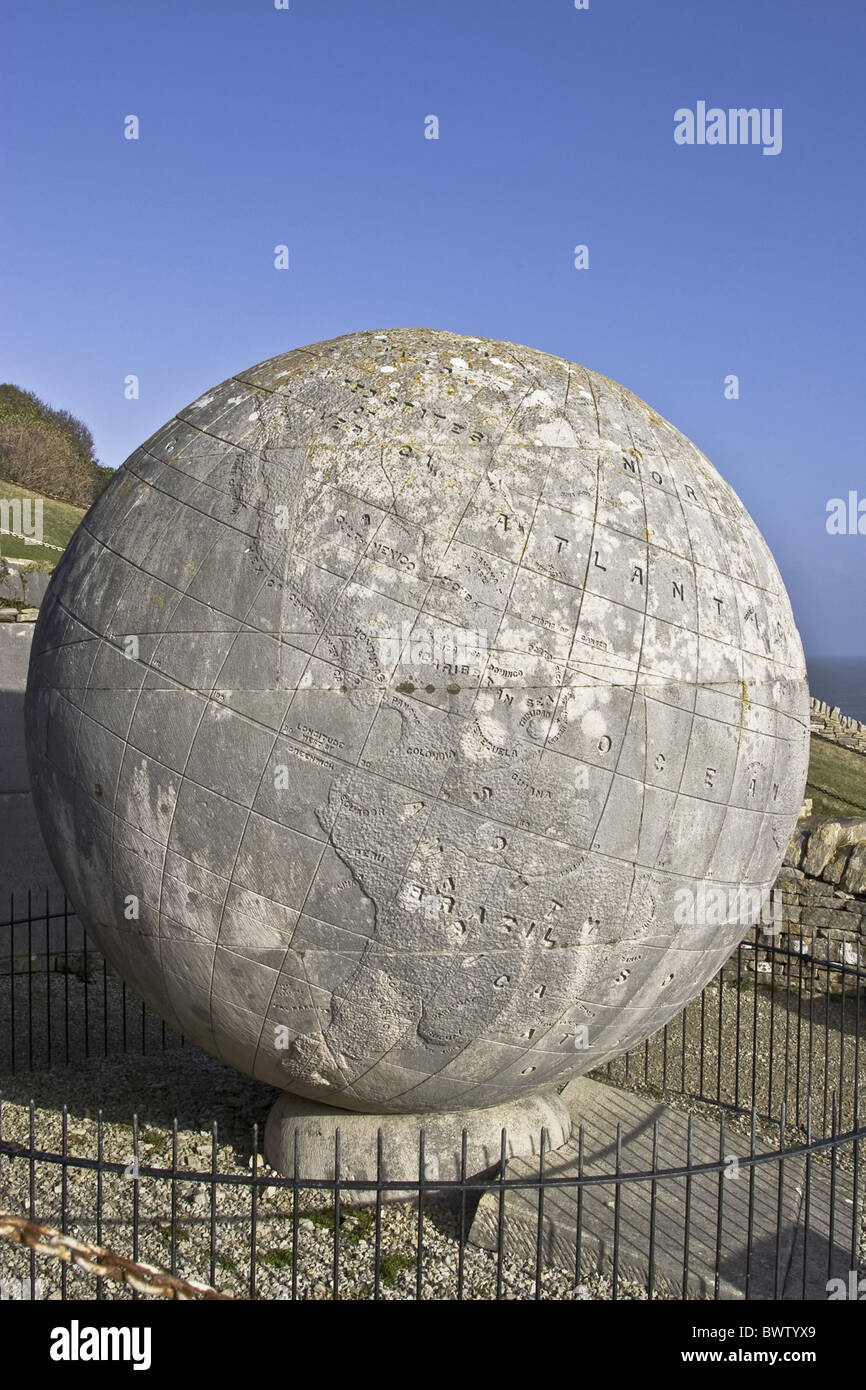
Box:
[24,329,809,1173]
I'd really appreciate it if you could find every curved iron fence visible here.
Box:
[0,892,863,1301]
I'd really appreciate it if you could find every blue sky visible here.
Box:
[2,0,864,658]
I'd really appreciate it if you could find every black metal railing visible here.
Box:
[0,893,863,1301]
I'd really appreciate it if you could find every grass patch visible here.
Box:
[299,1205,376,1245]
[302,1209,336,1232]
[806,735,866,818]
[53,952,102,983]
[378,1252,415,1287]
[158,1224,190,1246]
[344,1207,375,1243]
[140,1128,168,1150]
[216,1252,237,1274]
[259,1249,293,1270]
[0,477,84,564]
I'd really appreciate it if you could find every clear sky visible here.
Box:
[2,0,864,658]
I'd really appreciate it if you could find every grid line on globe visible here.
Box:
[24,328,809,1117]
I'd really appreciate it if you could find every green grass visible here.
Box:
[139,1127,169,1150]
[0,477,85,565]
[158,1224,190,1246]
[298,1206,376,1245]
[378,1252,415,1287]
[302,1209,337,1232]
[259,1249,294,1270]
[806,734,866,818]
[345,1208,375,1243]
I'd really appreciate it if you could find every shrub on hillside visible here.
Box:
[0,384,112,508]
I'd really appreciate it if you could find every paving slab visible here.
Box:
[468,1077,858,1299]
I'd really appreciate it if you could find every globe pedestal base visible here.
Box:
[263,1088,572,1201]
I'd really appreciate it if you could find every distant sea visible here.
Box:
[805,656,866,724]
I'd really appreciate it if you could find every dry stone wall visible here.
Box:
[749,816,866,991]
[810,696,866,754]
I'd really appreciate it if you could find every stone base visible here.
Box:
[263,1089,572,1200]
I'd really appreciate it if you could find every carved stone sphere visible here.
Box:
[24,329,809,1114]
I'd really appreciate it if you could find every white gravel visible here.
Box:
[0,1052,653,1301]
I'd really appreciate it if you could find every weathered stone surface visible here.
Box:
[822,847,852,886]
[764,807,866,988]
[0,560,52,610]
[1,625,38,795]
[802,822,844,877]
[776,865,803,889]
[785,827,808,869]
[23,328,810,1114]
[804,909,835,930]
[842,843,866,896]
[0,559,25,606]
[264,1086,570,1190]
[796,817,866,885]
[0,624,66,917]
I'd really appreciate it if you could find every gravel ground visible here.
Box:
[603,970,864,1145]
[0,962,862,1302]
[0,1053,653,1302]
